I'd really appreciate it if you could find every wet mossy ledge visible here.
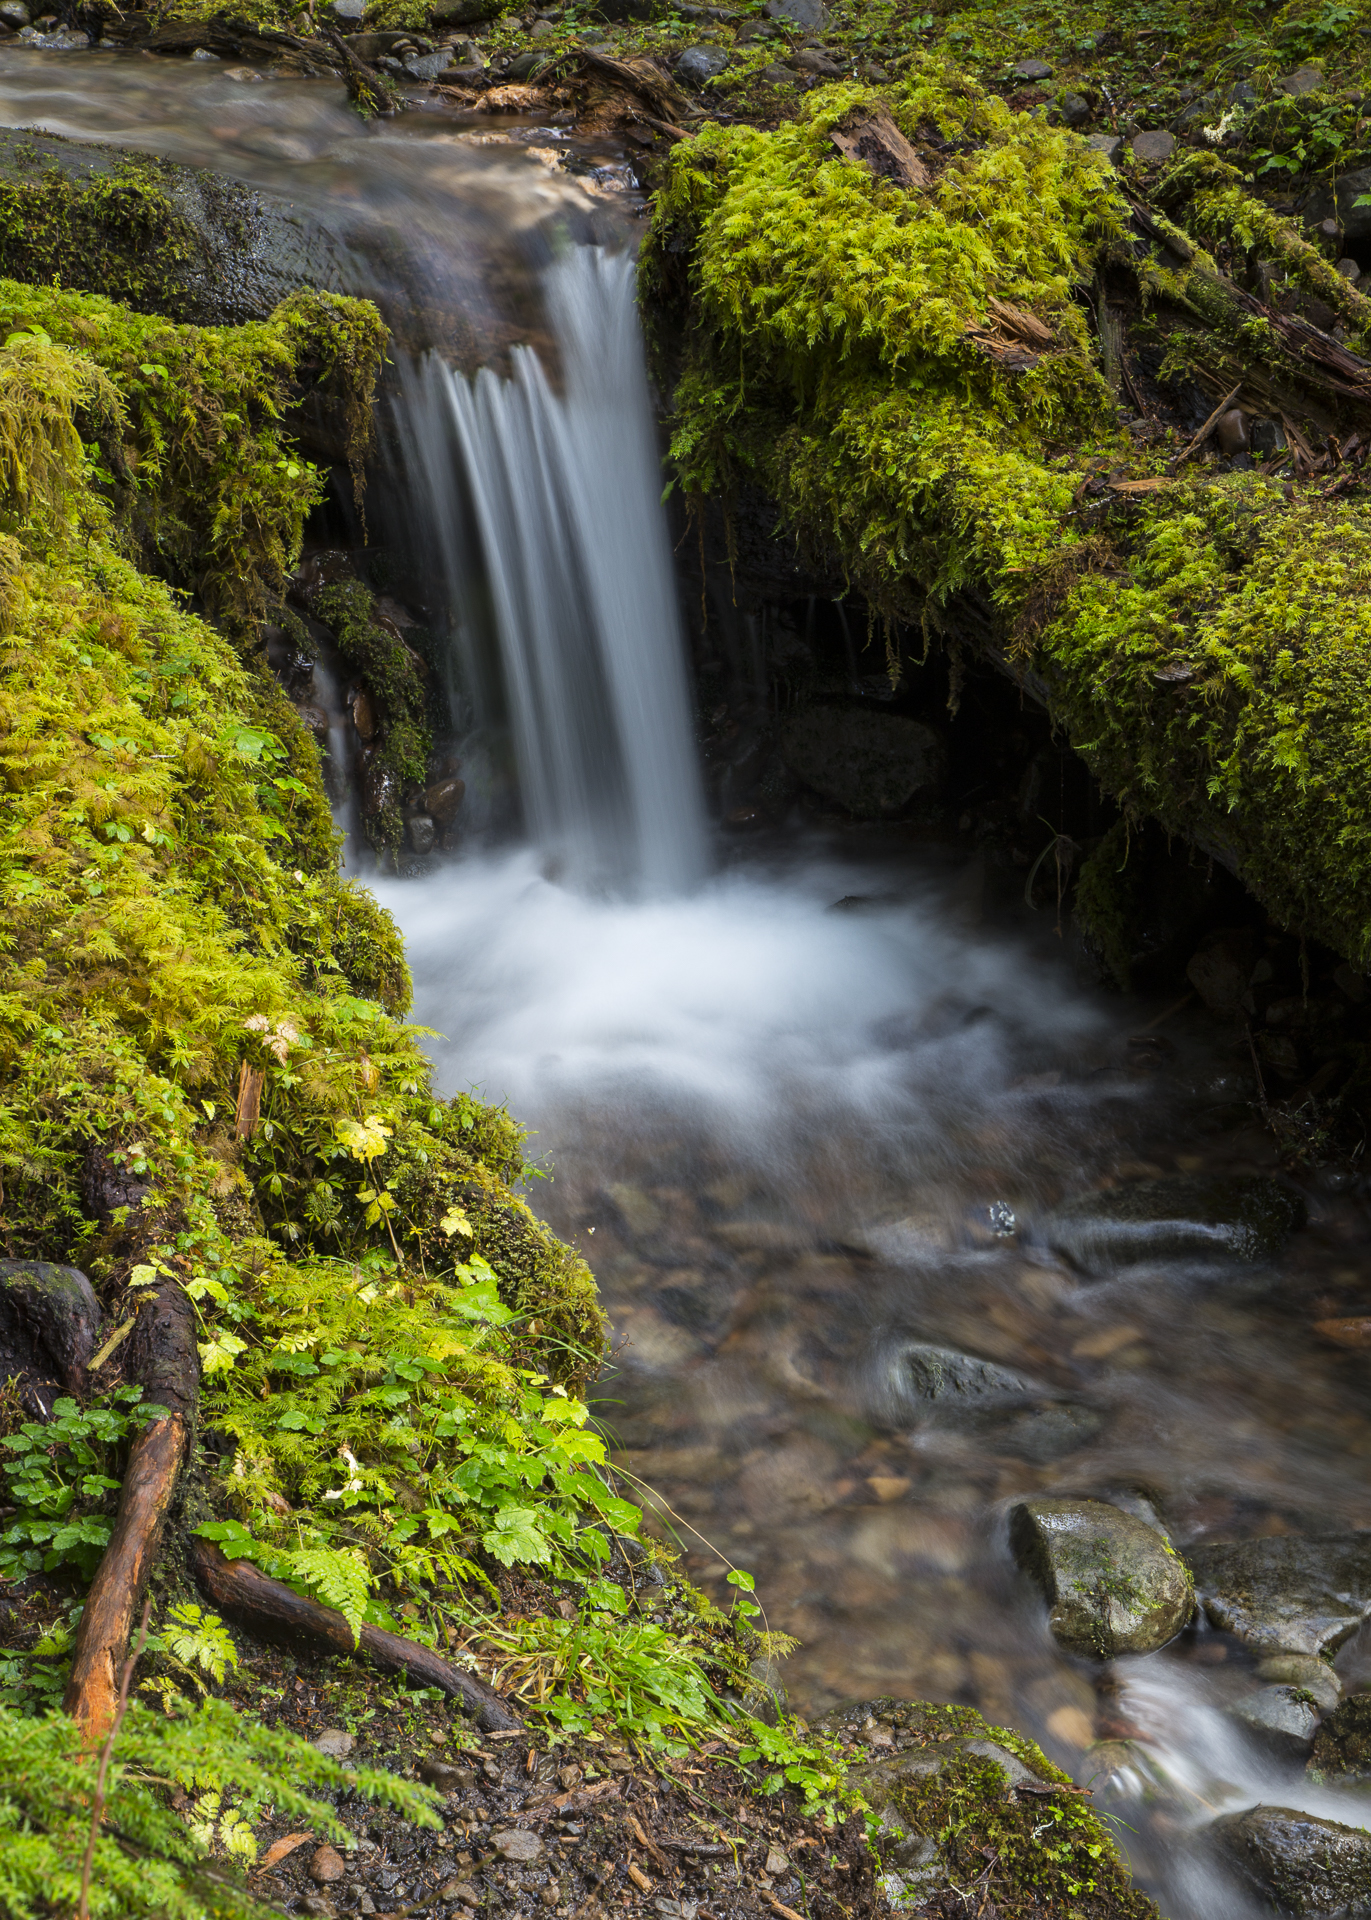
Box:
[644,59,1371,970]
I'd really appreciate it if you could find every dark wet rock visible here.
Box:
[1189,1535,1371,1657]
[363,761,401,819]
[1280,64,1325,95]
[1258,1654,1341,1711]
[1310,1695,1371,1780]
[1216,409,1249,457]
[1132,130,1176,162]
[998,1401,1104,1463]
[676,45,730,82]
[1085,132,1123,162]
[879,1339,1039,1422]
[407,815,437,856]
[507,49,546,78]
[1037,1174,1304,1273]
[430,0,503,20]
[1014,57,1053,79]
[0,3,29,24]
[420,1756,475,1790]
[1304,167,1371,243]
[80,1139,150,1226]
[1210,1805,1371,1916]
[761,62,799,85]
[425,775,465,825]
[763,0,828,25]
[1058,91,1091,126]
[1009,1498,1193,1658]
[1187,926,1258,1014]
[0,1261,102,1398]
[780,706,946,816]
[1232,1686,1321,1758]
[794,47,844,76]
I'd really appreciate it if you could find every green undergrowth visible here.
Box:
[0,278,385,627]
[647,61,1371,965]
[0,1690,438,1920]
[313,579,432,859]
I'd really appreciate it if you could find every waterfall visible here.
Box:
[395,245,708,897]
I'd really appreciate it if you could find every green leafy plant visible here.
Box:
[0,1389,167,1580]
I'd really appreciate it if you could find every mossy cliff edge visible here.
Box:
[644,59,1371,968]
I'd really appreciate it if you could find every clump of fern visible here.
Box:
[0,1691,439,1919]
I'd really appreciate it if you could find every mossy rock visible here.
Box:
[1211,1805,1371,1918]
[1309,1694,1371,1781]
[828,1699,1160,1918]
[0,131,351,329]
[1010,1498,1194,1658]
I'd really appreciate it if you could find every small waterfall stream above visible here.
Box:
[391,249,707,894]
[11,50,1371,1916]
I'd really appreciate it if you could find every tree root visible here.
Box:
[64,1278,199,1746]
[190,1540,524,1732]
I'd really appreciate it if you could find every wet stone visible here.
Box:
[1013,57,1052,78]
[779,707,946,817]
[1189,1534,1371,1657]
[1131,129,1175,162]
[1231,1685,1321,1757]
[311,1844,348,1884]
[1258,1654,1342,1711]
[1036,1174,1304,1273]
[676,44,729,82]
[312,1728,355,1759]
[492,1829,543,1862]
[997,1401,1103,1462]
[1310,1695,1371,1780]
[762,0,828,25]
[877,1339,1038,1422]
[1210,1805,1371,1916]
[1009,1498,1193,1658]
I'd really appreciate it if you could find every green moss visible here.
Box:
[0,278,386,629]
[314,578,433,862]
[648,62,1371,966]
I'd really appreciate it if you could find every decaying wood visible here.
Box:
[191,1539,524,1732]
[572,44,698,127]
[828,109,934,189]
[967,297,1059,372]
[235,1061,264,1140]
[65,1278,198,1746]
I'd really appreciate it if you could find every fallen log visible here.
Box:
[64,1276,198,1746]
[190,1539,523,1732]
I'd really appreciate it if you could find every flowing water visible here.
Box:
[13,49,1371,1914]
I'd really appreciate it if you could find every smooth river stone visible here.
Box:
[1010,1498,1193,1658]
[1189,1534,1371,1657]
[1210,1806,1371,1917]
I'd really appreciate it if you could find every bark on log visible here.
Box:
[64,1279,199,1746]
[190,1540,524,1732]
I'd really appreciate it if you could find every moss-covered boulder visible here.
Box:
[828,1699,1160,1918]
[1010,1498,1193,1657]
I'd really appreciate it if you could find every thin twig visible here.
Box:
[79,1596,153,1920]
[1172,382,1242,467]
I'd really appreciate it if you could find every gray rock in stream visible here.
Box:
[1231,1685,1321,1758]
[1190,1535,1371,1657]
[1010,1497,1194,1657]
[874,1338,1040,1425]
[1210,1805,1371,1916]
[1036,1173,1304,1274]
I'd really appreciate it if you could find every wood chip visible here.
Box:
[829,108,933,188]
[626,1861,654,1893]
[1108,476,1173,492]
[761,1894,805,1920]
[259,1832,313,1873]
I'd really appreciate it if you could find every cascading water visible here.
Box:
[393,246,708,896]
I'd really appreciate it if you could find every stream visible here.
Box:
[12,45,1371,1917]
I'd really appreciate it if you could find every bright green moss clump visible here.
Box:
[647,60,1371,965]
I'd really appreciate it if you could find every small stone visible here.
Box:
[1215,408,1249,457]
[1057,91,1090,127]
[1084,132,1122,163]
[877,1339,1039,1421]
[419,1757,470,1790]
[1131,129,1175,163]
[762,0,827,25]
[407,814,437,856]
[0,3,30,25]
[1010,1498,1193,1658]
[310,1845,348,1885]
[1013,57,1052,79]
[506,48,543,77]
[676,44,729,83]
[793,46,842,75]
[1210,1806,1371,1916]
[430,0,503,20]
[1336,257,1362,282]
[529,17,555,35]
[359,1898,377,1918]
[191,45,220,58]
[425,774,465,825]
[300,1898,335,1920]
[1257,1653,1341,1709]
[1280,64,1324,96]
[1251,417,1286,456]
[222,65,266,80]
[312,1728,355,1759]
[1231,1684,1321,1756]
[760,62,798,85]
[492,1829,543,1862]
[764,1847,790,1876]
[779,706,946,816]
